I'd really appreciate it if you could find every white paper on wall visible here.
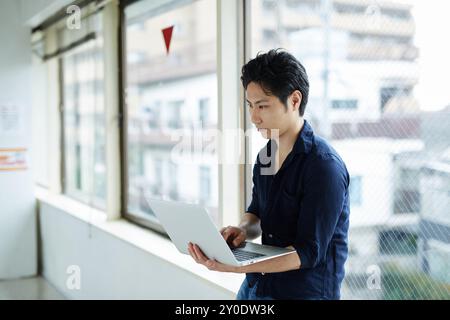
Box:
[0,102,24,137]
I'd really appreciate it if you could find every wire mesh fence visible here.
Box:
[250,0,450,300]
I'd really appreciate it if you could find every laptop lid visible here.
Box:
[145,198,239,265]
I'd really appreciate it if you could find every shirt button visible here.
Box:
[268,234,273,238]
[261,272,265,275]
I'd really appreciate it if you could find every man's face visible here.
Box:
[246,82,299,139]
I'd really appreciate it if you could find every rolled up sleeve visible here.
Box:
[246,160,260,218]
[293,155,348,269]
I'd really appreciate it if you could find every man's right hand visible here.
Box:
[220,226,247,248]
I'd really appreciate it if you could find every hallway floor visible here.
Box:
[0,276,65,300]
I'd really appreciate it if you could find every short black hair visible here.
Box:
[241,49,309,116]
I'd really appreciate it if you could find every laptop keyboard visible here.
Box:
[231,248,266,262]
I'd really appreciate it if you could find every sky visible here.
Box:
[409,0,450,111]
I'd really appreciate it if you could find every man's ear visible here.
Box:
[290,90,302,112]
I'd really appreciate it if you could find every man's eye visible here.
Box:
[259,105,268,109]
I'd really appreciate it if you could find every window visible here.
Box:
[421,166,450,225]
[28,0,450,300]
[380,86,406,112]
[60,10,106,208]
[262,0,277,11]
[394,190,421,214]
[394,168,421,214]
[153,158,163,195]
[199,165,211,205]
[331,99,358,110]
[144,101,161,130]
[349,176,362,206]
[247,0,450,299]
[379,229,418,255]
[198,98,210,128]
[262,29,278,42]
[166,100,183,129]
[427,240,450,284]
[125,0,219,228]
[169,161,179,200]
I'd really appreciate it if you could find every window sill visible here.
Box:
[34,187,244,296]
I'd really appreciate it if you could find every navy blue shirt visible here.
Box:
[246,120,350,300]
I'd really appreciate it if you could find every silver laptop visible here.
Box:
[145,198,295,266]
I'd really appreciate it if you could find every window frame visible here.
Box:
[59,39,107,210]
[120,0,246,233]
[32,0,247,233]
[31,0,122,218]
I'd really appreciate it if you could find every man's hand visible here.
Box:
[187,242,238,273]
[219,225,247,248]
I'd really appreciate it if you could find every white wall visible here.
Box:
[333,138,394,228]
[0,0,37,279]
[39,201,236,299]
[19,0,73,27]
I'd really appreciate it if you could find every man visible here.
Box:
[188,49,350,300]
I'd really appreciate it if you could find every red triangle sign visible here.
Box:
[162,26,174,55]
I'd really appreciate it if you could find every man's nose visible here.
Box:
[250,108,261,125]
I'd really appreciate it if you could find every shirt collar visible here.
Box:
[265,119,314,156]
[259,120,314,169]
[292,119,314,154]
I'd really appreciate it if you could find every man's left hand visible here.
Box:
[187,242,238,273]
